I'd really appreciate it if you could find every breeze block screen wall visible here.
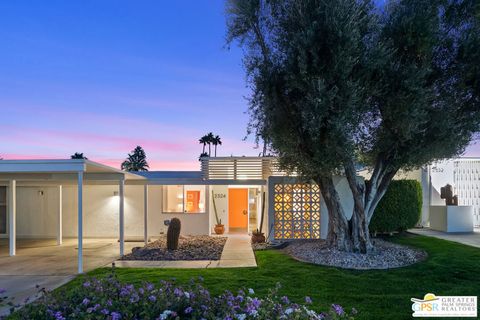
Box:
[454,159,480,227]
[268,176,321,240]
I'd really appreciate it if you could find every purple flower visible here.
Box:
[174,288,183,297]
[54,311,65,320]
[82,298,90,305]
[101,309,110,315]
[83,281,91,288]
[111,311,121,320]
[251,298,261,308]
[281,296,290,304]
[146,283,155,291]
[184,306,193,314]
[149,295,157,302]
[0,288,6,295]
[332,304,344,316]
[305,296,313,304]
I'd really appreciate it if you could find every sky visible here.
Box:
[0,1,478,170]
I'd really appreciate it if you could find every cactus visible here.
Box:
[167,218,181,250]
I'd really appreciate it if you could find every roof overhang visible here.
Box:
[0,159,146,185]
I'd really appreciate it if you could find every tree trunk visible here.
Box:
[316,176,353,252]
[344,162,373,253]
[317,183,373,253]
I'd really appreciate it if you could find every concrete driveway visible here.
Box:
[409,228,480,248]
[0,238,138,315]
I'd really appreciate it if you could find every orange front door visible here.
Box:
[228,188,249,231]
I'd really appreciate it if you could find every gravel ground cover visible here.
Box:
[121,235,227,261]
[284,238,427,269]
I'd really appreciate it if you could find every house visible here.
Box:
[0,157,356,273]
[1,155,476,274]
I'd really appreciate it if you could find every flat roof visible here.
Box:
[0,159,145,181]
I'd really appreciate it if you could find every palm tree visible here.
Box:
[212,135,222,157]
[199,135,209,154]
[121,146,149,172]
[198,152,209,160]
[206,132,215,156]
[71,152,88,160]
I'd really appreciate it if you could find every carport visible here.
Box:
[0,159,146,273]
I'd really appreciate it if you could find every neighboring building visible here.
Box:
[428,158,480,228]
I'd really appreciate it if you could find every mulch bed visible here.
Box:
[284,238,427,270]
[121,235,227,261]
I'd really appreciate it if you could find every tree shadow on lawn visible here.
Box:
[65,234,480,320]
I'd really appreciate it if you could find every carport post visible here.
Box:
[8,180,16,256]
[57,185,63,245]
[77,172,84,274]
[119,178,125,256]
[144,184,148,245]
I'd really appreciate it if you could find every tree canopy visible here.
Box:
[121,146,149,172]
[227,0,480,252]
[71,152,87,160]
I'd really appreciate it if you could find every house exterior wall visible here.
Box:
[15,185,210,239]
[209,185,228,234]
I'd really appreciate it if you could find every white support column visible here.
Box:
[119,178,125,256]
[8,180,16,256]
[57,185,63,246]
[77,172,84,274]
[144,184,148,246]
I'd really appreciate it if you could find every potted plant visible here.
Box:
[251,192,266,243]
[212,190,224,234]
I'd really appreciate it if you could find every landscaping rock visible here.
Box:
[121,235,227,261]
[284,238,427,269]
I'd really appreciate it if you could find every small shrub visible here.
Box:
[370,180,422,233]
[8,269,356,319]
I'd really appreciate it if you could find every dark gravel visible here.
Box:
[121,235,227,261]
[284,238,427,269]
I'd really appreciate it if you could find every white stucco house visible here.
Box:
[0,157,358,273]
[0,156,477,273]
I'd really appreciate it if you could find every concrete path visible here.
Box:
[114,234,257,269]
[409,228,480,248]
[0,238,137,316]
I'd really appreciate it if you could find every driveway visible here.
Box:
[0,238,137,316]
[409,228,480,248]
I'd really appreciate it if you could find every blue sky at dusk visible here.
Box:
[0,1,478,170]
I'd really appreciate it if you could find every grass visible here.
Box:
[63,234,480,320]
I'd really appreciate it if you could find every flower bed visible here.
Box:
[122,235,227,261]
[8,269,356,319]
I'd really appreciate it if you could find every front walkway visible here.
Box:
[409,228,480,248]
[114,234,257,268]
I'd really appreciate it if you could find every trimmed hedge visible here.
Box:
[369,179,422,233]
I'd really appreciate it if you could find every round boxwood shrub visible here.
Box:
[369,179,422,233]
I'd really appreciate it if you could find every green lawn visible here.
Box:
[65,234,480,320]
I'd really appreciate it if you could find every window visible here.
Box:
[163,185,206,213]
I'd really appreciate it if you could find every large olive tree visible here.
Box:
[227,0,480,252]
